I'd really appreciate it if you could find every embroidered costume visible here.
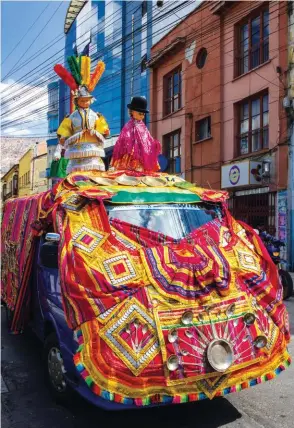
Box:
[111,96,161,172]
[53,57,109,174]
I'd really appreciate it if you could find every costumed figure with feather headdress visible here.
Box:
[110,96,161,173]
[53,56,109,174]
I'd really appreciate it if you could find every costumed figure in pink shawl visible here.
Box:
[110,97,161,172]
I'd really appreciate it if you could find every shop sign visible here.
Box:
[221,160,262,189]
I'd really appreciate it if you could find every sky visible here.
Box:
[1,0,69,137]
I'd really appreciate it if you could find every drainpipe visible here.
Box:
[289,121,294,270]
[287,2,294,270]
[186,112,193,182]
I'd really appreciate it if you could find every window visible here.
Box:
[141,54,147,73]
[196,48,208,69]
[196,117,211,141]
[236,8,269,76]
[141,0,147,17]
[2,183,7,197]
[163,129,181,174]
[49,86,58,111]
[13,175,18,195]
[108,204,222,240]
[238,92,269,155]
[163,67,182,116]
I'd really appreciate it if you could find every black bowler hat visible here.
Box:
[127,96,149,113]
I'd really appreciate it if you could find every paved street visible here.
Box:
[1,298,294,428]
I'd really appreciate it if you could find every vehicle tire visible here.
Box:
[279,269,294,300]
[43,332,74,406]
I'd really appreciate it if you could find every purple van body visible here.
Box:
[32,236,139,410]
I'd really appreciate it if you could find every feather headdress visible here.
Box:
[54,56,105,95]
[67,56,82,85]
[81,56,91,86]
[88,61,105,92]
[53,64,78,91]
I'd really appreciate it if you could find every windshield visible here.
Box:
[107,203,222,240]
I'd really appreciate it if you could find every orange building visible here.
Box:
[149,1,289,237]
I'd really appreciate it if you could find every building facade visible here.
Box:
[31,141,48,194]
[18,148,33,197]
[46,79,68,187]
[1,164,19,203]
[18,142,48,196]
[149,1,290,256]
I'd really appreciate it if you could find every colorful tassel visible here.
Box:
[53,64,78,91]
[88,61,105,92]
[81,56,91,86]
[67,56,82,85]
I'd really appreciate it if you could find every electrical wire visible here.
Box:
[1,2,289,131]
[1,1,288,121]
[1,0,287,113]
[1,0,193,97]
[2,2,64,81]
[1,0,196,111]
[1,2,51,66]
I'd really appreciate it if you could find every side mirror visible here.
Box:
[45,232,60,242]
[40,237,59,269]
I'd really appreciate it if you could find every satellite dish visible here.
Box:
[158,154,168,172]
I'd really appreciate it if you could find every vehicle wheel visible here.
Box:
[279,269,294,300]
[43,332,74,405]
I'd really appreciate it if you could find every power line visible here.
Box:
[1,79,281,133]
[1,2,51,66]
[2,2,64,81]
[1,0,192,97]
[1,0,286,111]
[2,15,287,127]
[1,0,286,113]
[1,0,195,110]
[1,2,288,130]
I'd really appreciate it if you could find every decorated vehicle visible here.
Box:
[1,170,291,409]
[1,56,290,409]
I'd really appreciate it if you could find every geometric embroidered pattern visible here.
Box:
[197,374,229,399]
[72,226,106,254]
[114,233,137,250]
[102,252,137,286]
[99,299,160,376]
[235,249,260,274]
[61,194,86,211]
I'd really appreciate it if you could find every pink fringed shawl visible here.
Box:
[111,119,161,171]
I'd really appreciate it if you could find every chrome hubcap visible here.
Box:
[48,346,66,392]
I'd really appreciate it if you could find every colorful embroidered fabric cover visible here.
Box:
[110,119,161,172]
[1,172,291,406]
[1,194,46,332]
